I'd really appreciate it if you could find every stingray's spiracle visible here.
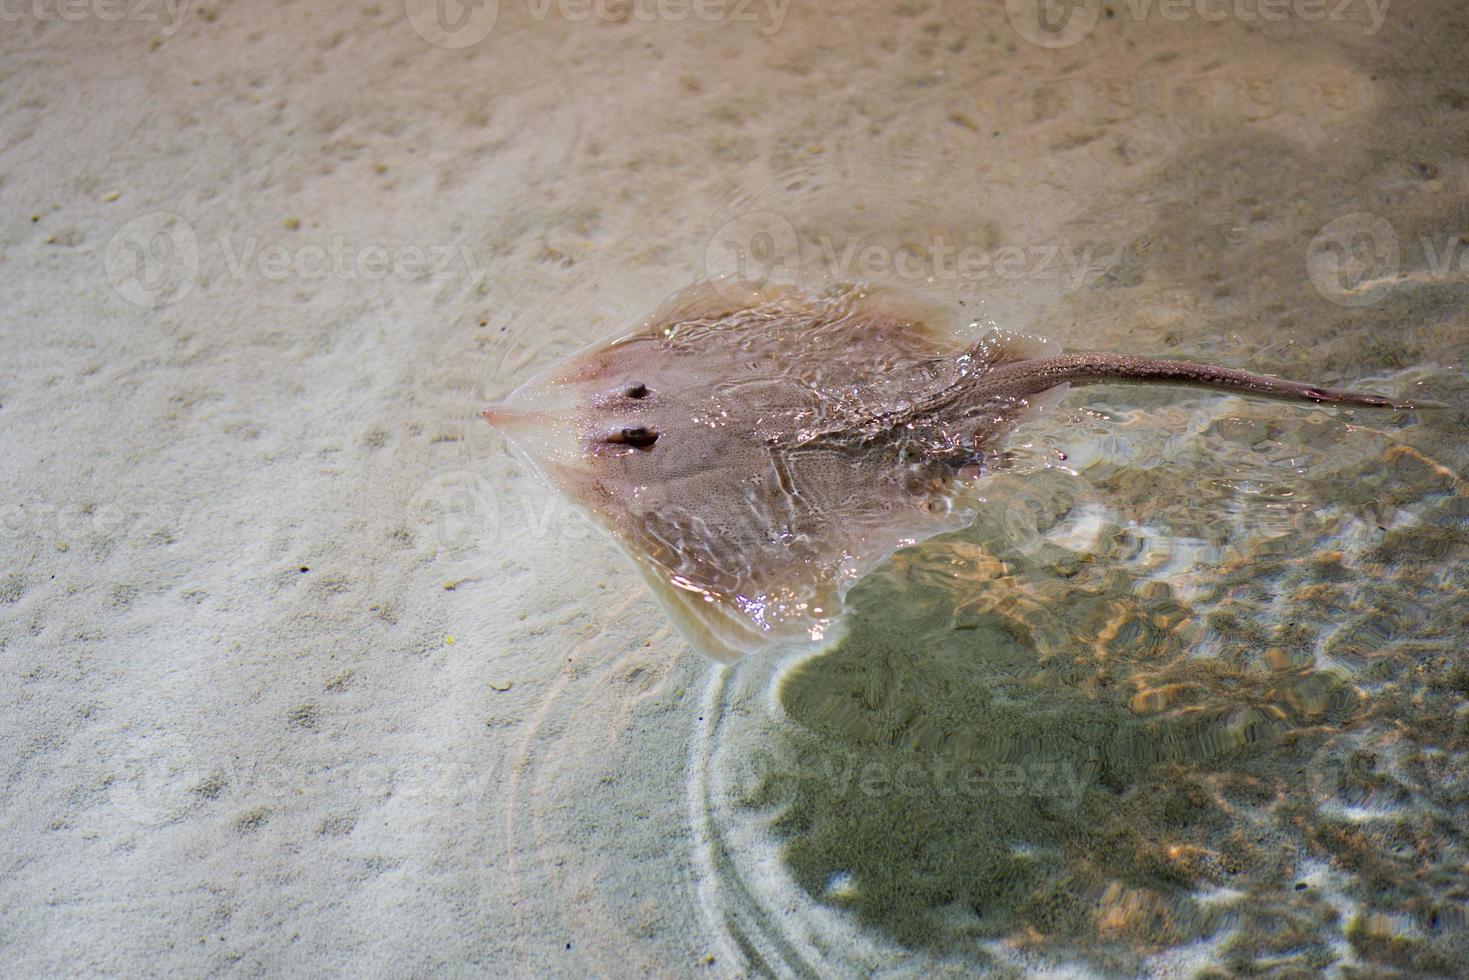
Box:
[605,426,660,449]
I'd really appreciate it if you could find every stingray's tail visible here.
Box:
[973,354,1439,410]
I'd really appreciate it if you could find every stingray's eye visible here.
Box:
[624,382,649,400]
[605,426,659,449]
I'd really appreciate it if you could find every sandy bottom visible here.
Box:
[2,0,1467,975]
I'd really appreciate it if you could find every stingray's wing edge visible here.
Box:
[624,554,769,664]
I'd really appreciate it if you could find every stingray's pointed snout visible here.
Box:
[478,405,537,437]
[482,402,570,446]
[481,403,531,432]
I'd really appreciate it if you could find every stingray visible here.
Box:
[484,280,1429,663]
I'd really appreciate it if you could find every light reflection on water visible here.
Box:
[693,389,1468,976]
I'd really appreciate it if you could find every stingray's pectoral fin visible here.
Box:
[1012,381,1071,429]
[970,324,1063,364]
[626,558,767,664]
[640,278,801,335]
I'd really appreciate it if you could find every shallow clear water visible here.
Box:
[432,9,1469,974]
[10,2,1469,974]
[466,241,1465,975]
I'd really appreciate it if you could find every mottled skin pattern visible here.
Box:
[485,280,1427,662]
